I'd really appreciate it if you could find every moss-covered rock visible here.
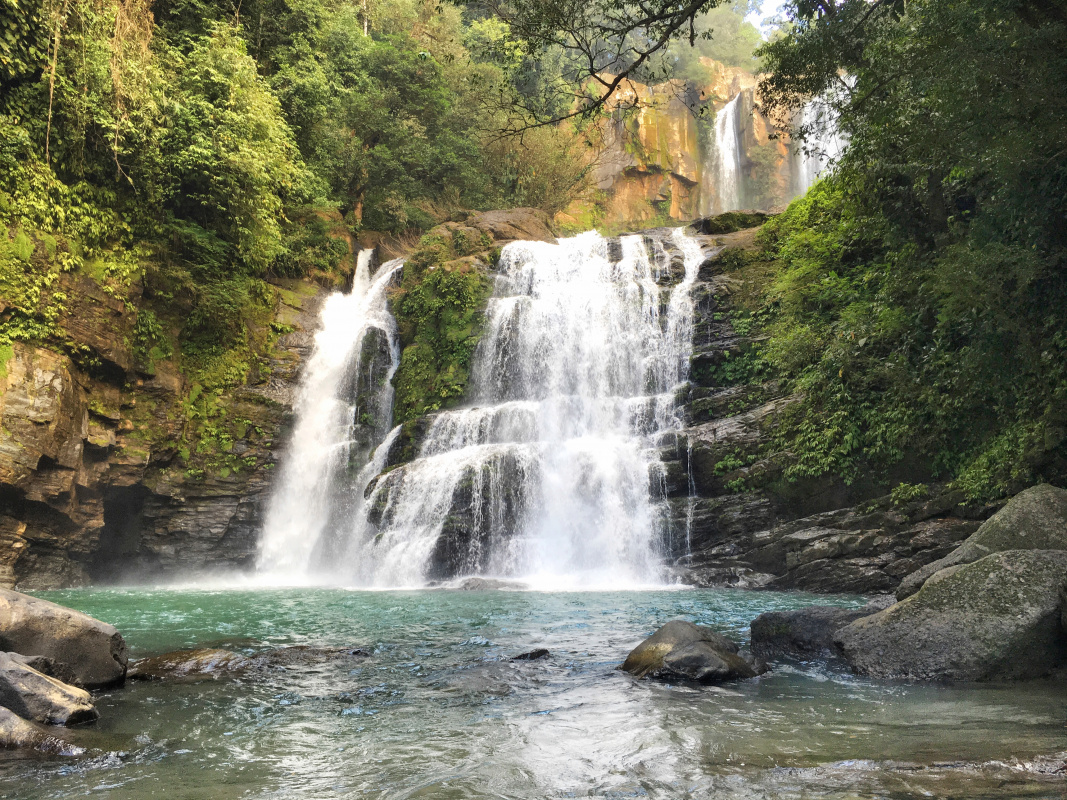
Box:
[836,549,1067,681]
[389,234,496,424]
[897,484,1067,600]
[689,211,772,236]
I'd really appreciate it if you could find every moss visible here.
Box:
[0,343,12,381]
[389,232,496,423]
[693,211,771,235]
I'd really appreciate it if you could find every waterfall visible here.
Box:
[257,251,402,578]
[712,93,744,213]
[792,96,847,196]
[333,229,706,589]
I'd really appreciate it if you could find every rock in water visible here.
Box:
[128,649,253,681]
[129,645,371,681]
[620,620,760,684]
[751,607,866,660]
[0,589,128,688]
[0,706,82,754]
[836,550,1067,681]
[511,649,549,661]
[897,484,1067,600]
[0,652,98,725]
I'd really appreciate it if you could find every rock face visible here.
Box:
[651,223,990,595]
[896,484,1067,600]
[0,652,98,725]
[750,598,894,661]
[0,264,332,588]
[836,550,1067,681]
[620,619,759,684]
[0,589,128,688]
[584,60,800,227]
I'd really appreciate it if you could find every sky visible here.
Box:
[746,0,789,31]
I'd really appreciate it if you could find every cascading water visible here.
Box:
[792,96,847,195]
[711,93,744,214]
[257,251,402,579]
[329,229,706,589]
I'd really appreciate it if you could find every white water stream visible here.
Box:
[260,230,707,589]
[711,93,744,213]
[793,96,847,195]
[258,251,402,578]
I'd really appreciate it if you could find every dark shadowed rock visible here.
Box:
[837,550,1067,681]
[7,653,79,686]
[0,590,127,688]
[511,649,549,661]
[897,485,1067,600]
[620,620,760,684]
[0,652,98,725]
[750,596,894,660]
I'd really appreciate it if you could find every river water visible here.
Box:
[3,587,1064,799]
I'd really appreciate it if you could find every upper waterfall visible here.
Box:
[258,229,709,589]
[793,95,847,195]
[712,93,744,213]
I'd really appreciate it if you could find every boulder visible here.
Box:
[0,706,81,754]
[0,589,128,688]
[620,619,760,684]
[750,596,895,660]
[836,550,1067,681]
[897,484,1067,600]
[0,652,98,725]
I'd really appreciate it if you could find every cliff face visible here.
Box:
[582,60,798,227]
[0,258,335,589]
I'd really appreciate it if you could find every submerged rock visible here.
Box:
[129,645,371,681]
[836,550,1067,681]
[897,484,1067,600]
[0,707,81,754]
[620,620,760,684]
[511,648,549,661]
[455,577,530,591]
[750,599,893,661]
[0,652,98,725]
[128,648,252,681]
[0,590,128,688]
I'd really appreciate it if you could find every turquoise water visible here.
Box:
[1,587,1065,799]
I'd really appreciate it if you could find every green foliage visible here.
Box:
[0,341,13,380]
[890,482,929,507]
[390,232,494,422]
[720,0,1067,501]
[130,308,172,371]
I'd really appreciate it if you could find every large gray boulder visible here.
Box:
[620,620,760,684]
[836,550,1067,681]
[0,652,98,725]
[897,484,1067,600]
[750,596,894,660]
[0,589,128,688]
